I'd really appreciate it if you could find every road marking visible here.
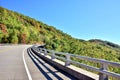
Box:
[23,47,32,80]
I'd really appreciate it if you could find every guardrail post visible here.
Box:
[99,63,108,80]
[51,51,55,60]
[44,49,47,56]
[40,48,43,53]
[39,48,41,52]
[65,53,71,66]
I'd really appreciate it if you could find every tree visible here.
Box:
[11,35,18,44]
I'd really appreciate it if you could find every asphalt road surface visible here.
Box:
[0,45,77,80]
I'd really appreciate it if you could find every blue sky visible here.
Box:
[1,0,120,44]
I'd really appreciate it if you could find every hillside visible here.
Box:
[0,6,120,69]
[0,6,120,60]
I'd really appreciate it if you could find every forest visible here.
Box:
[0,6,120,75]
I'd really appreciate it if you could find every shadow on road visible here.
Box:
[27,48,77,80]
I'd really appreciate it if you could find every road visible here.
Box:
[0,45,29,80]
[0,45,77,80]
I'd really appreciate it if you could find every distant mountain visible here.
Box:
[0,6,120,74]
[89,39,120,49]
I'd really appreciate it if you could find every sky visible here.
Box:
[0,0,120,44]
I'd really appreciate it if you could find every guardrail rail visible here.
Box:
[31,45,120,80]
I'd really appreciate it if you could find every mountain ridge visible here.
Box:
[89,39,120,50]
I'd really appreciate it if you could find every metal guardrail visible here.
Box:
[32,45,120,80]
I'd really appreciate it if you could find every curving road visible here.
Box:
[0,45,30,80]
[0,45,77,80]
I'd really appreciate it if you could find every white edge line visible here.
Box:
[23,47,32,80]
